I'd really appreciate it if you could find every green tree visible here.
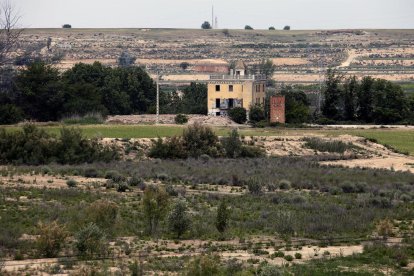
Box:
[180,83,208,114]
[63,82,107,116]
[0,104,24,124]
[201,21,212,29]
[117,51,136,67]
[343,76,358,121]
[357,76,375,122]
[215,200,230,234]
[269,26,276,30]
[221,129,242,158]
[283,25,291,30]
[249,104,266,123]
[281,87,310,124]
[142,185,169,236]
[228,107,247,124]
[168,200,191,239]
[84,199,118,235]
[322,68,343,120]
[245,25,254,30]
[16,61,64,121]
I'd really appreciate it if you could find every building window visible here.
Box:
[216,99,220,108]
[229,85,233,92]
[229,98,234,108]
[215,85,221,92]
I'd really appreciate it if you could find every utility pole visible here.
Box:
[156,71,160,125]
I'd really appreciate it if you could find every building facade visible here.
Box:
[207,62,266,117]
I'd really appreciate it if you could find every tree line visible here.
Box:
[322,69,414,124]
[0,62,208,124]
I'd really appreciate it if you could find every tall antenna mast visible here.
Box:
[212,5,214,29]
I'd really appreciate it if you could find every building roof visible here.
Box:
[234,61,246,70]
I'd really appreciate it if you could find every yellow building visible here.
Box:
[207,61,266,117]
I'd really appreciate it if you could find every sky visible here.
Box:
[14,0,414,30]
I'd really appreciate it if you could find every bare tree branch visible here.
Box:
[0,0,22,66]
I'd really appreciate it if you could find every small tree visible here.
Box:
[185,254,221,276]
[283,25,290,30]
[0,0,23,66]
[85,199,118,235]
[244,25,253,30]
[268,26,276,30]
[168,200,191,239]
[246,177,263,195]
[180,62,190,70]
[62,24,72,28]
[142,185,169,236]
[249,104,265,123]
[216,200,230,235]
[201,21,212,29]
[228,107,247,124]
[118,51,136,67]
[221,129,242,158]
[37,221,69,258]
[75,223,107,258]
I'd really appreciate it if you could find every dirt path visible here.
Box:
[338,49,357,68]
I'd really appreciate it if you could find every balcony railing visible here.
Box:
[209,74,266,81]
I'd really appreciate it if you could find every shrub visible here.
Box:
[303,137,355,154]
[246,177,263,195]
[117,182,129,192]
[61,112,105,125]
[0,124,119,165]
[75,223,107,258]
[104,170,125,182]
[228,107,247,124]
[182,123,220,158]
[249,105,265,123]
[221,129,243,158]
[66,179,77,188]
[85,200,118,234]
[259,265,284,276]
[168,199,191,239]
[37,221,69,258]
[84,168,99,178]
[284,255,293,261]
[245,25,254,30]
[128,175,144,187]
[0,104,24,125]
[148,137,188,159]
[294,253,302,259]
[175,114,188,124]
[184,254,221,276]
[271,251,285,258]
[166,185,179,196]
[143,185,169,236]
[240,145,265,157]
[279,179,291,190]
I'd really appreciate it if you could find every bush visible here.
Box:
[75,223,107,258]
[128,175,144,187]
[221,129,243,158]
[84,200,118,233]
[260,265,284,276]
[228,107,247,124]
[182,123,220,158]
[0,104,24,125]
[168,199,191,239]
[0,124,119,165]
[175,114,188,124]
[246,177,263,195]
[61,112,105,125]
[294,253,302,259]
[303,137,355,154]
[284,255,293,261]
[249,105,265,123]
[84,168,99,178]
[279,179,291,190]
[184,254,221,276]
[104,170,125,182]
[37,221,69,258]
[66,179,77,188]
[245,25,254,30]
[148,137,188,159]
[117,182,129,192]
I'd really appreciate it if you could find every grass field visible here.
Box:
[3,124,414,155]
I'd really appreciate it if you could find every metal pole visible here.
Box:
[156,72,159,125]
